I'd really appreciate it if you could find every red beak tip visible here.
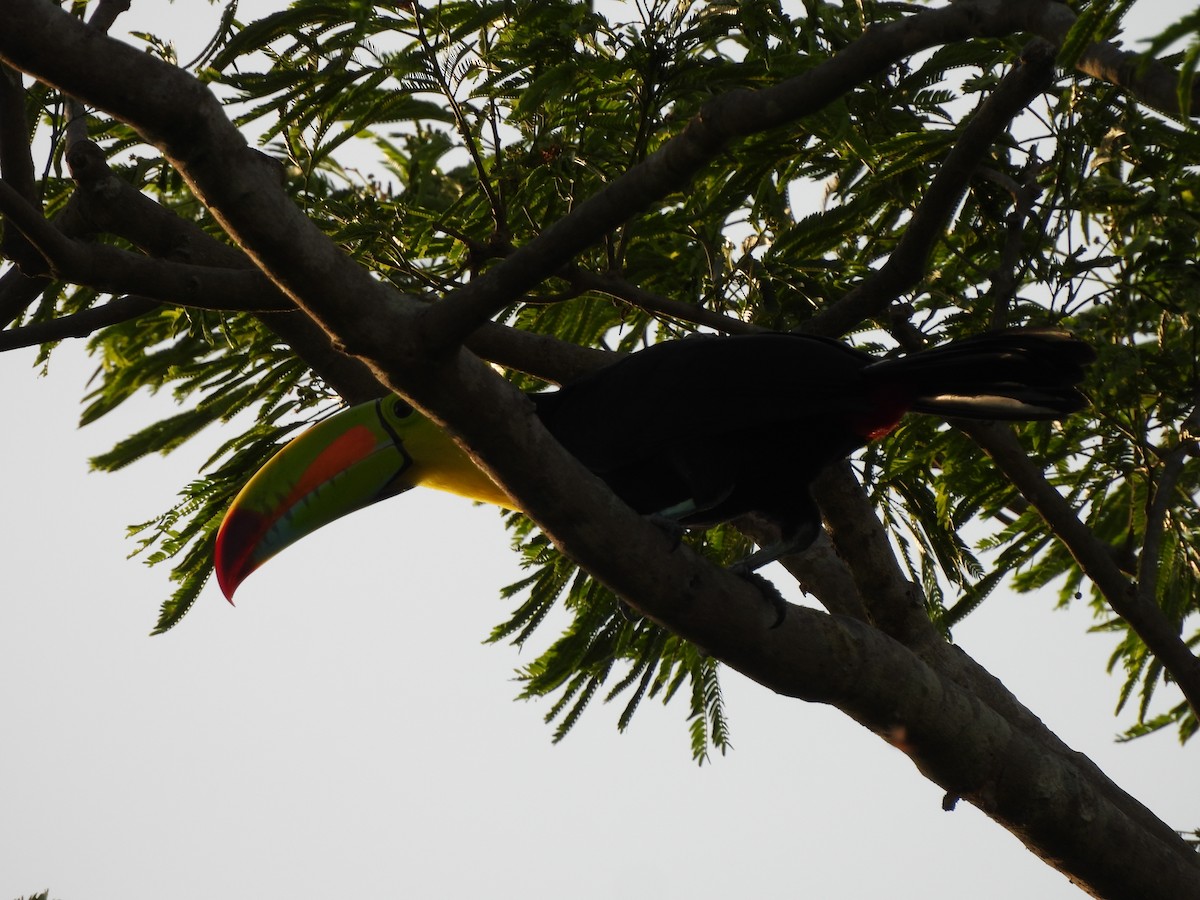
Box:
[214,508,266,607]
[215,563,247,605]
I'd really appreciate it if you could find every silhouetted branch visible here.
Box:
[573,270,760,336]
[983,154,1047,328]
[962,419,1200,721]
[0,66,35,202]
[1025,2,1200,120]
[0,294,156,349]
[807,40,1056,337]
[811,462,942,647]
[0,177,286,311]
[1136,400,1200,626]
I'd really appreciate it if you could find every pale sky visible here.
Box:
[3,4,1196,899]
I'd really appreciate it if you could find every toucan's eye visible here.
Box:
[391,399,415,418]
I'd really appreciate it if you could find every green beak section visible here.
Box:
[215,398,421,600]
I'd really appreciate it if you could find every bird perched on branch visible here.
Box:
[214,328,1093,600]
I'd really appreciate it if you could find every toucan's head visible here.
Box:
[214,396,515,600]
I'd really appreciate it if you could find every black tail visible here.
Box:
[866,328,1094,420]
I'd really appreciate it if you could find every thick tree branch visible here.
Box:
[806,450,1187,852]
[6,139,607,391]
[0,264,48,329]
[0,176,288,310]
[1,19,426,366]
[1014,0,1200,119]
[811,462,943,647]
[775,529,872,621]
[0,60,62,327]
[465,322,613,385]
[732,606,1200,899]
[0,63,40,273]
[0,67,35,201]
[52,141,388,405]
[0,188,98,329]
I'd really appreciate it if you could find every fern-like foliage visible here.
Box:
[492,513,747,761]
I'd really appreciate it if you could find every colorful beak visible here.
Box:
[214,398,424,600]
[214,396,516,600]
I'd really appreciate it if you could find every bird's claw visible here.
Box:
[728,564,788,628]
[646,513,686,551]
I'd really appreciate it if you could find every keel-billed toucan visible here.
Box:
[214,328,1093,599]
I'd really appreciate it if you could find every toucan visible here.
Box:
[214,328,1093,600]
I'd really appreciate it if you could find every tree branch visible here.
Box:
[982,154,1047,328]
[1017,0,1200,119]
[807,39,1056,337]
[0,176,289,311]
[961,420,1200,721]
[811,462,943,647]
[53,141,388,405]
[0,59,59,326]
[0,66,35,201]
[0,294,156,349]
[571,269,761,336]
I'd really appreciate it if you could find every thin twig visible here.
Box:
[984,153,1047,328]
[572,270,761,336]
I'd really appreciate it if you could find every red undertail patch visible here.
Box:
[849,384,913,441]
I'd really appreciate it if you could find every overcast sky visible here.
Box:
[3,4,1196,899]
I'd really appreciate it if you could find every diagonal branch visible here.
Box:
[54,141,387,405]
[811,462,942,647]
[961,419,1200,721]
[1023,1,1200,119]
[806,39,1056,337]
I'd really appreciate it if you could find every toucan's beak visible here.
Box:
[214,398,420,601]
[214,396,518,601]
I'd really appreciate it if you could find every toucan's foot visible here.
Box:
[728,565,788,628]
[646,513,686,551]
[732,519,823,574]
[732,541,786,573]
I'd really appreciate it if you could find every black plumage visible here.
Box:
[533,328,1092,564]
